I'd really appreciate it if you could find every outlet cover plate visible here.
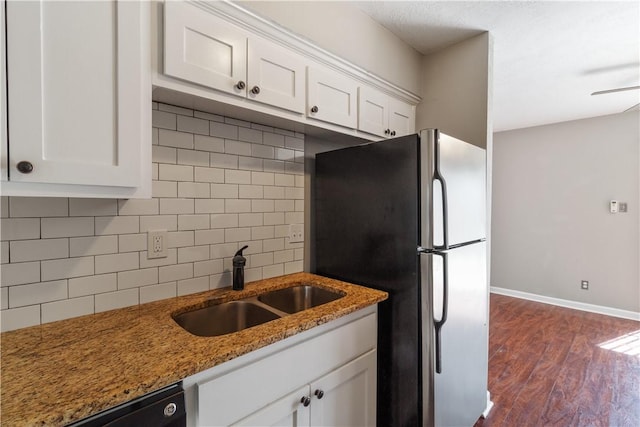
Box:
[147,230,168,259]
[288,224,304,243]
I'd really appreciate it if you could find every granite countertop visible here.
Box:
[0,272,387,426]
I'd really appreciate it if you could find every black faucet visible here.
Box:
[232,245,248,291]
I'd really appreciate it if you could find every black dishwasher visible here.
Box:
[67,382,186,427]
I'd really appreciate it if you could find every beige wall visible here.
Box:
[237,1,423,95]
[417,32,493,149]
[491,111,640,312]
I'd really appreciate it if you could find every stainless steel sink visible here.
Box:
[173,301,281,337]
[257,285,343,314]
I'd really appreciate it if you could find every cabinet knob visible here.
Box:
[250,86,261,95]
[163,402,177,417]
[391,130,396,136]
[384,129,390,135]
[310,106,319,113]
[16,161,34,174]
[300,396,311,407]
[235,81,246,90]
[314,389,324,399]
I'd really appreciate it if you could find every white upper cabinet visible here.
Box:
[389,97,416,137]
[3,0,151,198]
[164,1,306,113]
[307,67,358,129]
[358,86,416,138]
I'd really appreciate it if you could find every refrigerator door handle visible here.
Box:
[433,250,448,374]
[433,133,449,250]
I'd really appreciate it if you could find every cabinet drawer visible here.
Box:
[197,312,376,426]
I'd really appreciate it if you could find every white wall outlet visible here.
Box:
[288,224,304,243]
[610,200,618,213]
[147,230,168,259]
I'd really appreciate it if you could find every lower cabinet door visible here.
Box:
[309,350,377,427]
[234,385,311,427]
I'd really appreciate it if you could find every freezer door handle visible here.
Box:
[433,133,449,250]
[433,250,448,374]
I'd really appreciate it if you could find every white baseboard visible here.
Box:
[482,390,494,418]
[490,287,640,321]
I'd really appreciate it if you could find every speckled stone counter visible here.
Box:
[0,273,387,426]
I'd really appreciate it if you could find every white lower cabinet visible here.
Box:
[185,308,378,427]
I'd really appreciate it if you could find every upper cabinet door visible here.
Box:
[388,98,416,137]
[358,86,389,137]
[247,38,306,114]
[164,1,247,96]
[6,0,147,188]
[307,67,358,129]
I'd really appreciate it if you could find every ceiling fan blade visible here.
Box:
[591,85,640,96]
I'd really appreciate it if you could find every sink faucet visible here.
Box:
[232,245,249,291]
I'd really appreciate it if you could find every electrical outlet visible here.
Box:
[619,202,628,213]
[147,230,168,259]
[581,280,589,290]
[288,224,304,243]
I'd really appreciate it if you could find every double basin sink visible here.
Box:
[173,284,344,337]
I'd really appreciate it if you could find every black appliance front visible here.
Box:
[315,135,422,427]
[68,382,186,427]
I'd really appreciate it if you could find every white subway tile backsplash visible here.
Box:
[95,252,139,274]
[178,214,210,231]
[239,185,264,199]
[177,149,210,167]
[10,238,68,262]
[41,217,94,238]
[41,257,94,281]
[210,153,238,169]
[139,249,178,268]
[1,305,40,332]
[152,110,177,130]
[225,170,251,184]
[252,172,275,186]
[285,260,304,274]
[178,245,209,263]
[0,107,305,331]
[177,115,209,135]
[211,184,238,199]
[263,132,285,147]
[118,233,147,253]
[210,122,239,139]
[95,216,139,236]
[177,276,209,296]
[68,273,117,298]
[194,229,225,245]
[9,280,67,308]
[152,181,178,198]
[286,212,304,225]
[159,103,193,116]
[275,148,295,162]
[117,268,159,289]
[95,288,139,313]
[238,127,262,144]
[140,282,177,304]
[118,199,160,216]
[1,262,41,286]
[194,259,223,277]
[160,198,195,215]
[10,197,68,218]
[152,146,177,164]
[210,214,238,229]
[159,164,193,182]
[167,231,195,248]
[194,167,225,183]
[180,183,211,199]
[159,263,193,283]
[159,129,194,150]
[140,215,178,232]
[225,228,251,243]
[1,218,40,241]
[194,135,225,153]
[42,296,94,323]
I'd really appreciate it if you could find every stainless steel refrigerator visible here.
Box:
[314,129,488,427]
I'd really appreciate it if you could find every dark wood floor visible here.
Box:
[475,293,640,427]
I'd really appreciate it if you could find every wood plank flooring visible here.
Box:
[474,294,640,427]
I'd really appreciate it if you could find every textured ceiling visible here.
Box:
[355,1,640,132]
